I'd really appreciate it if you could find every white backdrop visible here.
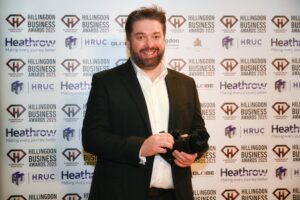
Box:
[1,0,300,199]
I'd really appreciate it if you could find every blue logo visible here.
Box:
[222,36,234,49]
[12,171,25,185]
[65,36,78,49]
[11,80,24,94]
[63,127,75,141]
[225,125,237,138]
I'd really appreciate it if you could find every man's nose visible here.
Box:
[145,37,154,47]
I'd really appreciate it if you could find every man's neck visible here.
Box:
[142,64,162,81]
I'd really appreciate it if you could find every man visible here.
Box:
[82,6,209,200]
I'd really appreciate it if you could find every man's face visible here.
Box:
[127,19,165,70]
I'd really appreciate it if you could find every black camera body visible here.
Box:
[160,129,209,164]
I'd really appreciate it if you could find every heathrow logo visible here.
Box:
[6,14,25,28]
[168,15,186,28]
[221,59,238,72]
[220,16,238,29]
[61,15,80,28]
[115,15,128,28]
[272,16,289,29]
[221,189,239,200]
[168,59,186,72]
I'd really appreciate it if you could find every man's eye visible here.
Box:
[137,35,144,40]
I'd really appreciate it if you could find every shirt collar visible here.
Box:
[130,58,168,83]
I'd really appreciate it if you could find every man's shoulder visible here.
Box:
[93,60,131,79]
[167,68,194,82]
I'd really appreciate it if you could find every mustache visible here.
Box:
[140,47,159,52]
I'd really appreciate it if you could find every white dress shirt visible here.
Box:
[131,59,174,189]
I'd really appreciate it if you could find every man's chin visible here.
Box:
[139,60,160,70]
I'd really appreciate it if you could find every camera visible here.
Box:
[160,129,209,164]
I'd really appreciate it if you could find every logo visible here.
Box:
[11,81,24,94]
[5,38,56,48]
[221,59,238,72]
[272,16,289,29]
[7,104,26,118]
[220,16,238,29]
[7,59,26,72]
[65,36,78,50]
[61,59,80,72]
[115,15,128,28]
[83,151,97,166]
[12,171,25,185]
[272,59,289,72]
[168,15,186,28]
[62,104,81,117]
[273,188,290,200]
[222,189,239,200]
[6,14,25,28]
[193,38,202,47]
[275,79,286,92]
[222,36,234,49]
[63,127,75,141]
[273,145,290,158]
[7,195,27,200]
[221,103,239,115]
[276,167,287,180]
[62,148,81,162]
[7,149,26,163]
[225,125,237,138]
[61,15,80,28]
[115,59,127,66]
[221,146,239,159]
[62,193,82,200]
[168,59,186,71]
[272,102,290,115]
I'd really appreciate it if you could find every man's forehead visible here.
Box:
[132,19,163,32]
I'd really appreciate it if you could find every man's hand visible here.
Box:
[172,134,197,167]
[140,132,174,157]
[172,150,197,167]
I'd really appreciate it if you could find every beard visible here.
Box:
[130,46,165,70]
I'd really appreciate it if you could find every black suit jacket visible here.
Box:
[82,60,207,200]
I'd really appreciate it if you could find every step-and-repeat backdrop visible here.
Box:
[1,0,300,199]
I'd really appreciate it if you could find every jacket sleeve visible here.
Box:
[82,73,145,165]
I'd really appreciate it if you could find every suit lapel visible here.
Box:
[165,69,178,132]
[119,60,152,135]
